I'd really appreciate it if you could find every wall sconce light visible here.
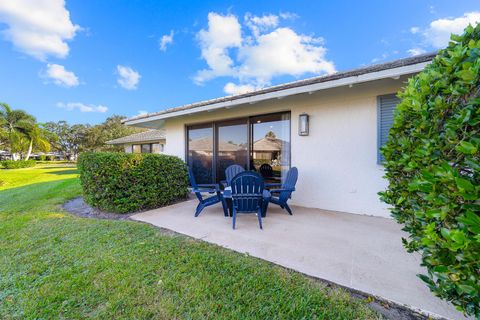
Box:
[299,113,309,136]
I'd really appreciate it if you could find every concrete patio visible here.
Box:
[131,200,465,320]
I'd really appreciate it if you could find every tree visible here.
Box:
[0,102,35,160]
[43,121,88,160]
[380,24,480,317]
[83,115,144,152]
[24,123,51,160]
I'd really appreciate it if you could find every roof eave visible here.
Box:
[124,58,431,127]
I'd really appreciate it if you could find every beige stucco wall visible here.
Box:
[159,76,411,218]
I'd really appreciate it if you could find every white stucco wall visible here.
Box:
[159,77,411,218]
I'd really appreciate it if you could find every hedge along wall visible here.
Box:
[78,152,189,213]
[1,160,36,169]
[380,24,480,316]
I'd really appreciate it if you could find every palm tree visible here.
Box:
[24,123,51,160]
[0,102,35,160]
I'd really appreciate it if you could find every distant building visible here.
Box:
[106,130,165,154]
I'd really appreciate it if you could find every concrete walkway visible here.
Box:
[132,200,466,320]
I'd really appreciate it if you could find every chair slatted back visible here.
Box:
[231,172,264,213]
[225,164,245,186]
[259,163,273,178]
[279,167,298,203]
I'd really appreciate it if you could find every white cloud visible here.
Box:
[159,30,174,51]
[57,102,108,113]
[43,63,79,87]
[116,65,141,90]
[245,13,279,37]
[407,48,427,56]
[223,82,256,95]
[423,11,480,48]
[136,110,148,116]
[410,26,420,34]
[0,0,80,60]
[194,12,335,89]
[194,13,242,83]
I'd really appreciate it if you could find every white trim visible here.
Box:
[124,62,428,126]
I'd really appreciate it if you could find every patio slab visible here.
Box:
[131,200,466,320]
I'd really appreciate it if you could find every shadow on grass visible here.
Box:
[47,169,79,175]
[0,178,81,213]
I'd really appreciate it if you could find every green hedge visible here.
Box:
[380,24,480,317]
[77,152,189,213]
[1,160,36,169]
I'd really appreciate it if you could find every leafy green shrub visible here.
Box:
[1,160,36,169]
[39,155,46,161]
[47,155,55,161]
[78,152,189,213]
[380,24,480,317]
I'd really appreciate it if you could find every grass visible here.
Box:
[0,164,381,319]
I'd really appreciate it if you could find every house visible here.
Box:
[106,130,165,154]
[123,53,435,218]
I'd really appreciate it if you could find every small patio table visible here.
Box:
[222,186,270,218]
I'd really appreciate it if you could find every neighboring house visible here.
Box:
[0,150,12,160]
[106,130,165,154]
[123,53,435,218]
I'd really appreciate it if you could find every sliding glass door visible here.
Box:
[186,124,213,184]
[186,112,290,184]
[216,119,248,182]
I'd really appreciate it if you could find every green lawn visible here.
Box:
[0,165,380,319]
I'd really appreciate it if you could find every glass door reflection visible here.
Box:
[187,124,213,184]
[215,119,248,183]
[251,113,291,183]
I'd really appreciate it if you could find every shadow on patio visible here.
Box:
[132,200,465,320]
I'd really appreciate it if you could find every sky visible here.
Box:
[0,0,479,125]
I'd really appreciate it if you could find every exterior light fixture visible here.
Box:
[299,113,309,136]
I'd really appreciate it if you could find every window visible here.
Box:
[132,144,141,153]
[186,112,291,183]
[152,143,164,153]
[377,94,400,163]
[141,144,152,153]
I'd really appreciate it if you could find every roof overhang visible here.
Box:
[106,137,165,145]
[124,60,430,127]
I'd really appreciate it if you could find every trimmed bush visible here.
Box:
[77,152,189,213]
[380,24,480,316]
[1,160,36,169]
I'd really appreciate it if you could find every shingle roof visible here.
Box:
[123,52,436,124]
[106,130,165,145]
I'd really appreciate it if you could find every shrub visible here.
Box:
[1,160,36,169]
[39,155,46,161]
[380,24,480,316]
[77,152,189,213]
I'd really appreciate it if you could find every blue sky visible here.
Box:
[0,0,478,124]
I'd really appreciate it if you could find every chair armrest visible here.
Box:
[265,183,282,189]
[197,183,220,191]
[269,187,295,194]
[193,188,217,193]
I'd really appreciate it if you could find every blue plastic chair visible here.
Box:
[259,163,273,178]
[221,164,245,188]
[265,167,298,215]
[230,171,265,229]
[188,167,226,217]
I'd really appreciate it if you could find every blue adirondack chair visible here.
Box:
[265,167,298,215]
[230,171,265,229]
[221,164,245,188]
[188,167,226,217]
